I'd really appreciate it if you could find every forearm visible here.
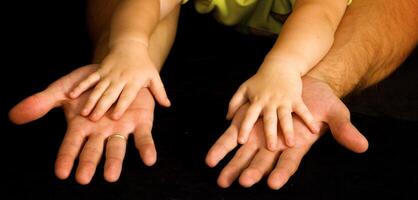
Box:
[308,0,418,98]
[91,3,180,71]
[109,0,160,47]
[265,0,346,75]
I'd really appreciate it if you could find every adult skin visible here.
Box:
[206,0,418,189]
[9,1,181,184]
[9,0,418,187]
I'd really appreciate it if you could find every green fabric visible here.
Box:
[192,0,296,34]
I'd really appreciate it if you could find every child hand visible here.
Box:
[68,41,170,121]
[226,63,319,151]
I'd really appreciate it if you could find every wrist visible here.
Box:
[109,37,149,52]
[261,54,308,75]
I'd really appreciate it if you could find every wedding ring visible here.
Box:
[107,133,127,141]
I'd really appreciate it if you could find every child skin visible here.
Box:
[69,0,346,151]
[226,0,349,151]
[69,0,181,121]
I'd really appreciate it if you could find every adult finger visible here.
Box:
[327,104,368,153]
[239,148,278,187]
[75,134,106,185]
[205,124,239,168]
[267,147,306,190]
[55,128,86,180]
[9,90,63,124]
[206,105,248,167]
[217,145,258,188]
[104,133,128,182]
[134,123,157,166]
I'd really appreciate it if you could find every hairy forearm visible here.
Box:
[265,0,346,75]
[308,0,418,97]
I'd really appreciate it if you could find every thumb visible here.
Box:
[149,76,171,107]
[9,88,64,125]
[327,103,369,153]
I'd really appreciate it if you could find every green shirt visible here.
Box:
[184,0,351,34]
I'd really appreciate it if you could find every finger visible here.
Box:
[328,104,369,153]
[55,129,86,180]
[206,104,249,167]
[81,79,110,116]
[205,124,239,168]
[75,134,106,185]
[134,123,157,166]
[263,108,278,151]
[104,134,128,182]
[149,75,171,107]
[226,86,247,120]
[9,90,63,125]
[69,72,101,98]
[112,83,141,120]
[90,82,125,121]
[277,106,295,147]
[239,148,278,188]
[217,145,258,188]
[294,101,319,134]
[9,65,99,124]
[268,147,306,190]
[239,103,262,144]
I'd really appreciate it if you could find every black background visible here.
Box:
[2,1,418,199]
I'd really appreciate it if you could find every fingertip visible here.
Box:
[55,167,70,180]
[75,170,93,185]
[142,148,157,166]
[285,137,295,147]
[217,176,232,189]
[238,170,257,188]
[205,153,219,168]
[268,142,278,151]
[267,174,286,190]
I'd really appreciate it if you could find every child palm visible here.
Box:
[69,43,170,121]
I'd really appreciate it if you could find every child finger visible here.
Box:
[81,80,111,116]
[294,102,319,134]
[149,76,170,107]
[227,86,247,120]
[277,106,295,147]
[69,72,101,98]
[112,83,142,120]
[263,108,278,151]
[239,103,262,144]
[89,82,125,121]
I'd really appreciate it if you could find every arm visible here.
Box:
[308,0,418,97]
[207,0,418,189]
[264,0,347,75]
[226,0,347,150]
[8,0,181,185]
[109,0,181,48]
[69,0,183,120]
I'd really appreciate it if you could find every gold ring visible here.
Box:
[107,134,127,141]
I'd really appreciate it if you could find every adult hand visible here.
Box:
[206,76,369,189]
[9,65,157,184]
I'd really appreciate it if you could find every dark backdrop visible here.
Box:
[2,1,418,199]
